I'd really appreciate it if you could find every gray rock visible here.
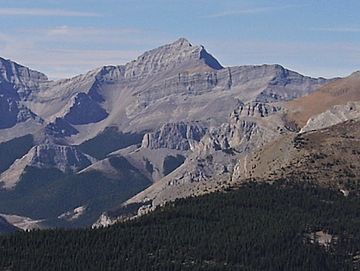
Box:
[301,101,360,133]
[141,121,207,151]
[0,144,96,189]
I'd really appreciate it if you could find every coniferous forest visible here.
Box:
[0,181,359,271]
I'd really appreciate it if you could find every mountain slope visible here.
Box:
[284,71,360,129]
[0,156,151,228]
[0,144,96,190]
[233,119,360,193]
[0,38,335,228]
[1,39,329,145]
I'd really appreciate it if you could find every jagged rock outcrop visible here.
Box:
[255,65,328,102]
[0,144,96,189]
[0,98,43,129]
[63,93,109,125]
[0,59,46,129]
[235,102,282,118]
[120,102,287,216]
[0,57,48,99]
[141,121,207,151]
[124,38,223,80]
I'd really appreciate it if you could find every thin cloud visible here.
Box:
[311,27,360,33]
[205,40,360,78]
[205,5,302,18]
[45,26,143,37]
[0,8,101,17]
[0,27,173,79]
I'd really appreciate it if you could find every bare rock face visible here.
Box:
[0,144,96,189]
[0,57,48,99]
[0,97,19,128]
[195,102,284,155]
[235,102,282,118]
[0,59,46,129]
[121,102,287,215]
[141,121,207,151]
[124,38,223,80]
[255,65,328,102]
[0,97,42,129]
[63,92,109,125]
[301,101,360,133]
[28,144,96,172]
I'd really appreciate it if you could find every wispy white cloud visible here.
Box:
[44,25,143,37]
[2,45,142,80]
[205,5,303,18]
[311,27,360,33]
[0,26,173,79]
[0,8,100,17]
[205,40,360,78]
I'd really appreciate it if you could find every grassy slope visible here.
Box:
[285,72,360,128]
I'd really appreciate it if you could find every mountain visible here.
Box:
[0,144,96,190]
[0,38,342,228]
[284,71,360,130]
[233,119,360,193]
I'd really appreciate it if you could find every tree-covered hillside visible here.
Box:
[0,181,359,271]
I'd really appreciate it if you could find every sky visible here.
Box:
[0,0,359,79]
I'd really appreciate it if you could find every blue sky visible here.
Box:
[0,0,359,79]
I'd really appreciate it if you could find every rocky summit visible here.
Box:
[0,38,358,230]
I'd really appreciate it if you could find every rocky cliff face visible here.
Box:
[0,58,47,129]
[0,144,96,189]
[141,121,207,151]
[124,38,223,79]
[0,57,48,99]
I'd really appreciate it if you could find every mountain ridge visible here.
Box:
[1,38,352,229]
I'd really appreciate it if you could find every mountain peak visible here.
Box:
[0,57,48,83]
[171,37,193,47]
[350,70,360,78]
[124,38,223,78]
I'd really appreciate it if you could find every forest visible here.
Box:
[0,180,359,271]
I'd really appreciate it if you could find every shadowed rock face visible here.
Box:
[0,144,96,190]
[64,93,109,125]
[0,57,48,99]
[0,216,18,233]
[0,97,18,129]
[45,118,79,138]
[27,145,95,172]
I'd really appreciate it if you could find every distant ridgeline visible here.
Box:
[0,181,359,271]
